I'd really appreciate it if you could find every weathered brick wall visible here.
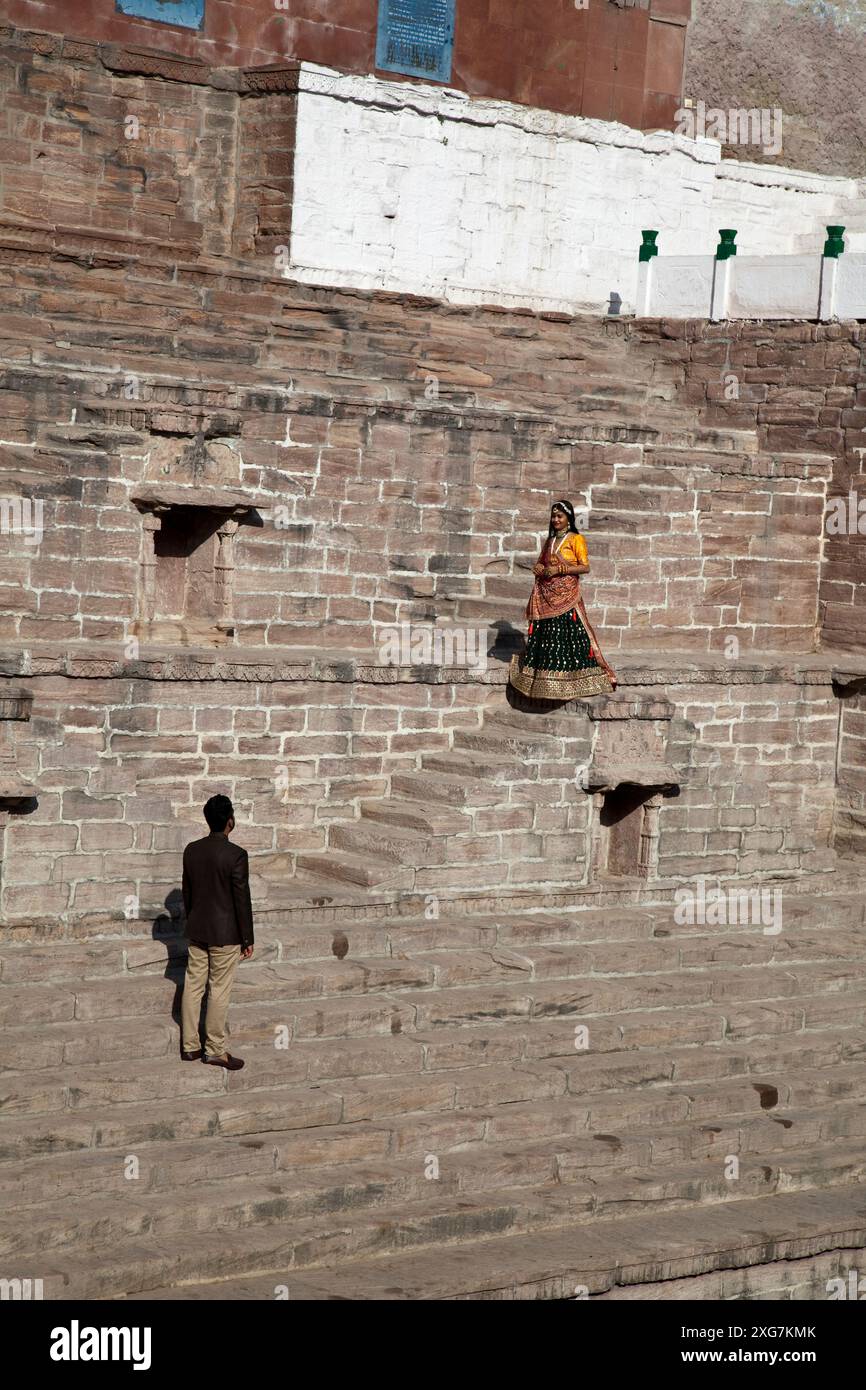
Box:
[663,678,837,881]
[0,29,240,256]
[0,2,690,129]
[2,28,856,317]
[0,664,495,922]
[0,240,853,659]
[1,22,864,929]
[636,318,866,657]
[0,663,839,924]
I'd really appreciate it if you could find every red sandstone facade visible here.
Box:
[5,17,866,1308]
[1,0,691,129]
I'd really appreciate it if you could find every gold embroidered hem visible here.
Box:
[508,656,613,701]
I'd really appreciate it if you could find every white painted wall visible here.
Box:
[288,65,862,317]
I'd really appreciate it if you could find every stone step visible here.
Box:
[1,1007,859,1117]
[390,770,484,806]
[6,1105,866,1268]
[2,893,855,982]
[358,798,470,835]
[453,728,567,760]
[2,976,862,1087]
[4,1023,863,1193]
[400,859,593,895]
[293,850,414,890]
[6,1044,864,1165]
[4,930,866,1031]
[111,1185,866,1301]
[330,820,435,865]
[421,750,533,783]
[5,1014,866,1147]
[8,1017,866,1123]
[2,945,866,1043]
[15,1137,866,1300]
[485,707,589,737]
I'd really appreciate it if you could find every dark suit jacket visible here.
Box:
[182,832,254,950]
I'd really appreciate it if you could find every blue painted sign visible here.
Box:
[116,0,205,29]
[376,0,456,84]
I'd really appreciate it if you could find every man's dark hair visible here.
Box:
[203,794,234,832]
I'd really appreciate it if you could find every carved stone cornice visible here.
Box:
[100,43,215,86]
[242,63,302,95]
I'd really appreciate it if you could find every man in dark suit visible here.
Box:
[180,794,254,1071]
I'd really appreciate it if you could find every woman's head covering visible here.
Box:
[548,499,580,538]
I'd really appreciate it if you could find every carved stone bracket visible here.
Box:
[584,762,680,794]
[583,693,684,884]
[586,695,680,796]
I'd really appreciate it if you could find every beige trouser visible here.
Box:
[181,941,242,1058]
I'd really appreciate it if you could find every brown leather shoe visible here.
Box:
[203,1053,245,1071]
[181,1049,203,1061]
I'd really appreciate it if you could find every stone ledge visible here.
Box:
[132,486,267,513]
[87,1186,866,1302]
[0,645,856,686]
[0,865,856,942]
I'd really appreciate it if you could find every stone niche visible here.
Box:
[584,697,680,883]
[0,689,36,807]
[132,429,265,645]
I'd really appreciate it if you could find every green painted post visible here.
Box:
[823,226,845,258]
[716,229,738,260]
[639,230,659,263]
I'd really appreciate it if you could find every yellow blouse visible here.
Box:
[547,532,588,567]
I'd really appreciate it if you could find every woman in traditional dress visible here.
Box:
[509,500,616,701]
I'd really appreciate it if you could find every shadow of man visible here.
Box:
[151,887,193,1043]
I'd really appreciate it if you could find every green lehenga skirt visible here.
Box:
[509,607,614,701]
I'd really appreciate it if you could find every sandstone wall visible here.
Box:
[1,25,865,928]
[0,244,843,656]
[685,0,866,179]
[0,661,840,924]
[0,29,858,316]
